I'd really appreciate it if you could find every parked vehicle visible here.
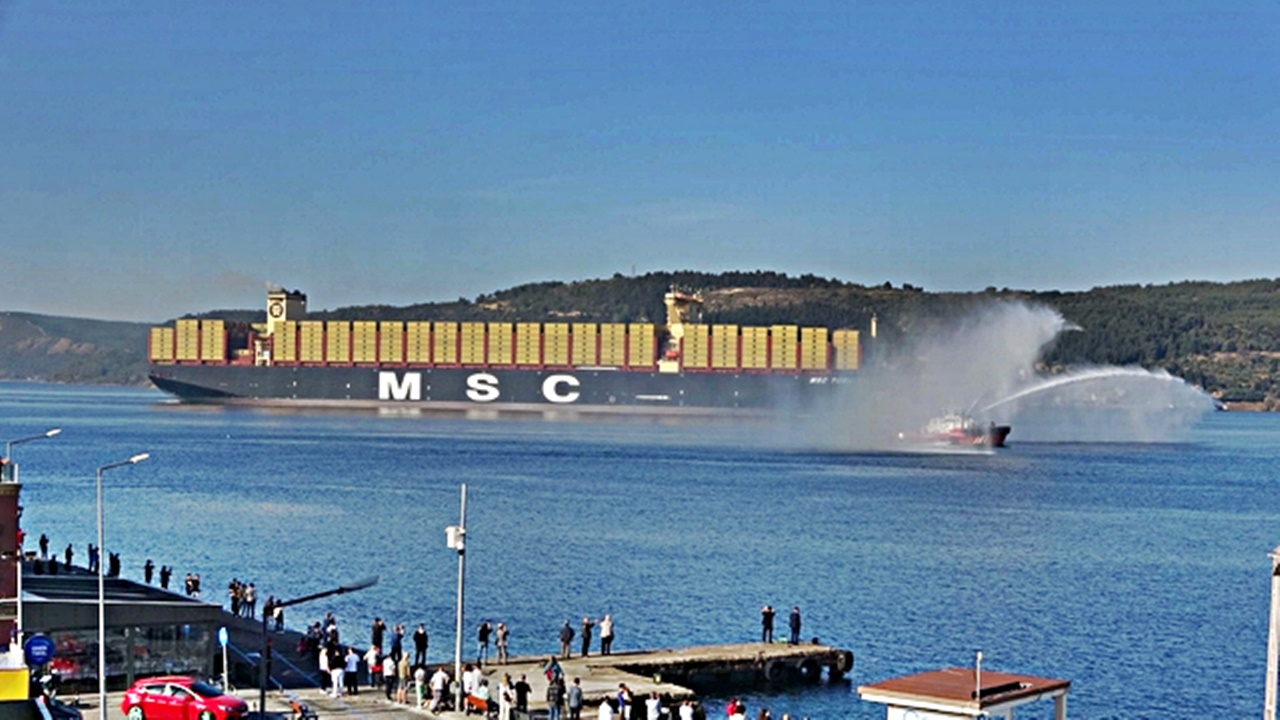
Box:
[120,676,249,720]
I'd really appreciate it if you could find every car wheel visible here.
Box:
[127,706,145,720]
[198,711,215,720]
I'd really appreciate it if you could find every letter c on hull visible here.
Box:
[542,374,581,403]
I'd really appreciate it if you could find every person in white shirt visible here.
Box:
[645,693,661,720]
[429,667,451,713]
[598,701,616,720]
[678,700,694,720]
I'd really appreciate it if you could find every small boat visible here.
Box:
[900,413,1011,448]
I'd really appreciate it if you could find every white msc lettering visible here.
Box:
[542,374,581,404]
[379,371,421,401]
[466,373,501,402]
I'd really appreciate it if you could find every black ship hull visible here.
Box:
[149,364,855,417]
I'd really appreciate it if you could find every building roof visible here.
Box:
[858,667,1070,717]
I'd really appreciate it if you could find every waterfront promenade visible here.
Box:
[74,641,849,720]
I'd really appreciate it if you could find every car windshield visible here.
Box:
[188,682,224,698]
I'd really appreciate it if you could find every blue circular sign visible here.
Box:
[218,627,228,647]
[24,634,55,666]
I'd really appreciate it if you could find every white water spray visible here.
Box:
[776,299,1215,450]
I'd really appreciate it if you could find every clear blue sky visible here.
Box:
[2,1,1277,321]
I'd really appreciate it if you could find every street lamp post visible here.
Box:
[445,485,467,711]
[259,576,378,719]
[4,427,61,647]
[97,453,149,720]
[3,428,61,482]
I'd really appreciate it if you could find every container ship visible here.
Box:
[147,288,863,417]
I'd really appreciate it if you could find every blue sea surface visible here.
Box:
[4,381,1279,719]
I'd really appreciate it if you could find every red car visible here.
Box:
[120,676,249,720]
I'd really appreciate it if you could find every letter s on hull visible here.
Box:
[466,373,501,402]
[379,371,422,401]
[542,374,581,403]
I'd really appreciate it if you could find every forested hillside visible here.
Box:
[4,273,1279,407]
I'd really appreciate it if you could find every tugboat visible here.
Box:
[900,413,1011,448]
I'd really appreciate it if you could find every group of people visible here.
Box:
[32,533,190,593]
[557,614,616,659]
[226,578,257,618]
[759,605,803,645]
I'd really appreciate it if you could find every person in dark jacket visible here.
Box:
[788,606,801,645]
[558,621,575,659]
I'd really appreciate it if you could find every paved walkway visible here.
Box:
[74,651,694,720]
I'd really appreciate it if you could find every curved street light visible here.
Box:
[259,576,379,717]
[98,453,149,720]
[3,427,61,646]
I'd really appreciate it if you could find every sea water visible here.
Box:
[4,381,1279,719]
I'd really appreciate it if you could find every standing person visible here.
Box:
[246,583,257,619]
[567,678,584,720]
[558,621,574,659]
[498,674,514,720]
[330,646,346,698]
[496,622,510,664]
[788,606,801,645]
[645,693,661,720]
[64,544,73,569]
[38,534,49,560]
[364,645,381,689]
[514,674,531,718]
[413,664,427,708]
[616,684,631,720]
[760,605,775,643]
[382,652,397,700]
[143,559,155,584]
[396,652,410,704]
[413,623,429,666]
[598,700,616,720]
[679,700,695,720]
[159,565,171,590]
[429,666,451,713]
[477,620,492,665]
[371,617,387,653]
[599,615,614,656]
[546,677,565,720]
[391,623,405,663]
[580,617,594,657]
[344,646,360,695]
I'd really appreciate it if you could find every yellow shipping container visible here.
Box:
[352,321,378,363]
[833,329,861,370]
[628,323,655,368]
[299,321,324,363]
[799,327,829,370]
[460,322,486,364]
[273,322,298,362]
[741,326,769,369]
[149,327,175,362]
[683,324,710,369]
[380,322,405,363]
[599,323,627,366]
[488,323,514,365]
[434,322,459,364]
[326,321,352,363]
[516,323,542,366]
[405,322,431,363]
[711,324,739,370]
[199,320,225,362]
[175,319,200,361]
[770,325,798,370]
[544,323,570,365]
[571,323,598,365]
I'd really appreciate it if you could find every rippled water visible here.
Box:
[5,381,1279,718]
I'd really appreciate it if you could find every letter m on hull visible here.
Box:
[379,371,422,401]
